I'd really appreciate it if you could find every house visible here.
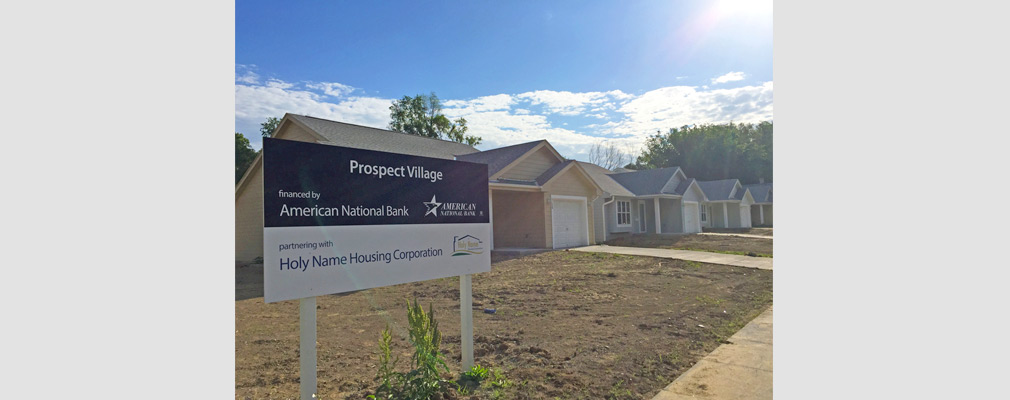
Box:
[743,183,773,226]
[455,140,603,250]
[697,179,755,229]
[580,163,709,241]
[235,113,480,264]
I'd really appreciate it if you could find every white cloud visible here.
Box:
[306,81,356,97]
[712,71,746,84]
[234,67,772,159]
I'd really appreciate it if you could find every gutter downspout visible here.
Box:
[601,196,615,243]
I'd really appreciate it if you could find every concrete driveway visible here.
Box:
[571,245,772,270]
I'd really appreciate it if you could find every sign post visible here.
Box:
[299,297,316,399]
[262,138,491,399]
[460,274,474,371]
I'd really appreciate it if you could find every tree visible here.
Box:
[389,93,482,146]
[632,121,772,184]
[235,133,258,183]
[588,141,630,170]
[260,117,281,138]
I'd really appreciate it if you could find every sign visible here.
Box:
[262,138,491,303]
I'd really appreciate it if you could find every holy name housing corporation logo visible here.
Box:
[423,195,484,256]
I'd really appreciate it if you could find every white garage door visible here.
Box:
[552,197,588,248]
[740,205,752,228]
[683,202,701,233]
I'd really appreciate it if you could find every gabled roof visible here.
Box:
[607,167,684,196]
[673,178,697,196]
[578,162,636,197]
[454,140,546,178]
[287,114,479,160]
[697,179,743,201]
[743,183,773,203]
[536,160,576,185]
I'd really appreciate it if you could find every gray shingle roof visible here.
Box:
[288,114,479,160]
[697,179,741,201]
[673,178,697,196]
[578,162,636,197]
[454,140,545,178]
[743,183,773,203]
[534,160,575,185]
[607,167,682,196]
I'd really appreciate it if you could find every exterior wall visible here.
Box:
[235,121,322,264]
[491,190,546,248]
[682,183,705,202]
[643,199,657,233]
[235,159,264,263]
[751,205,762,226]
[592,196,606,243]
[606,197,637,238]
[498,147,558,181]
[708,203,728,228]
[727,202,741,227]
[543,167,599,246]
[660,173,682,194]
[659,198,683,233]
[762,204,773,226]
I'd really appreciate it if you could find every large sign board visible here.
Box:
[262,138,491,303]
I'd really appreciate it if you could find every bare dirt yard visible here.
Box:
[604,233,773,257]
[702,227,773,237]
[236,251,773,399]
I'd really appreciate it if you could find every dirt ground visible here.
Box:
[702,227,773,237]
[604,234,773,257]
[236,251,773,399]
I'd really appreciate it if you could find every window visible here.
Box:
[700,205,708,222]
[616,200,631,226]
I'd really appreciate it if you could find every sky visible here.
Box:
[235,0,773,161]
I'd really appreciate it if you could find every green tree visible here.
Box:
[389,93,482,146]
[235,133,258,183]
[633,121,772,184]
[260,116,281,138]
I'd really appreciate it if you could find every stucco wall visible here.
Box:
[491,190,546,248]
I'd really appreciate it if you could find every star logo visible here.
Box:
[423,195,442,217]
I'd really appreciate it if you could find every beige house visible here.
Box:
[455,140,603,249]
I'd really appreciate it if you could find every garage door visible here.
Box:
[740,205,752,228]
[683,202,701,233]
[552,197,588,248]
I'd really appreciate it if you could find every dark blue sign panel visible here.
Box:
[263,138,490,228]
[261,138,493,302]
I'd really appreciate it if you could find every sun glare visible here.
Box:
[714,0,773,18]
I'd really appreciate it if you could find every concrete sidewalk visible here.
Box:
[571,245,772,270]
[652,306,773,400]
[698,232,773,240]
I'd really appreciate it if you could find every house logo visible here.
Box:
[452,235,484,256]
[424,195,478,217]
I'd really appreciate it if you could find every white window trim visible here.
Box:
[616,200,632,227]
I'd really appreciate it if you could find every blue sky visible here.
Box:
[236,0,772,160]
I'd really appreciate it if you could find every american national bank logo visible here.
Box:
[424,195,479,217]
[452,235,484,256]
